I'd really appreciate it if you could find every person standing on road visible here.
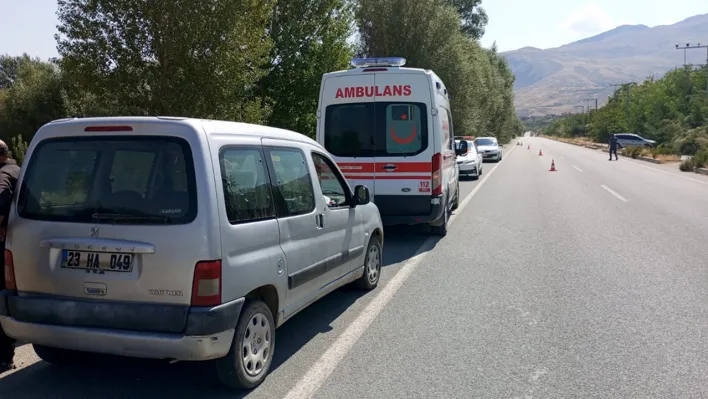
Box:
[608,134,619,161]
[0,140,20,372]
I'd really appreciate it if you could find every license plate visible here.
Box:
[61,250,134,273]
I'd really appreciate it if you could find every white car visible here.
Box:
[614,133,656,148]
[455,139,483,179]
[474,137,502,162]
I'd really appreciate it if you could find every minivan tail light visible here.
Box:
[84,126,134,132]
[4,250,16,290]
[191,260,221,307]
[432,152,442,196]
[362,68,388,72]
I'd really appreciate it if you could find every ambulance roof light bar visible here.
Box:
[351,57,406,68]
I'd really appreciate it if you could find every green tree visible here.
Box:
[550,65,708,155]
[0,55,66,144]
[355,0,519,142]
[10,134,29,165]
[262,0,354,137]
[0,54,27,89]
[56,0,274,122]
[444,0,488,40]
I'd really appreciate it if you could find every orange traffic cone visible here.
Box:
[549,159,557,172]
[538,149,543,156]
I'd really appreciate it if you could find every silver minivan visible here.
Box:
[0,117,384,389]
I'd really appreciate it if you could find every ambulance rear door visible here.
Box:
[319,74,377,196]
[371,72,434,218]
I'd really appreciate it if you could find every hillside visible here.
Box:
[504,14,708,117]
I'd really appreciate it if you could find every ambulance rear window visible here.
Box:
[324,104,375,157]
[385,104,423,155]
[324,102,428,157]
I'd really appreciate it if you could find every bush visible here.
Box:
[621,146,643,159]
[679,159,695,172]
[692,150,708,168]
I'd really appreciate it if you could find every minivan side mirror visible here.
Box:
[455,140,468,156]
[352,185,370,207]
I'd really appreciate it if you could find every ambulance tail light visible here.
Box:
[432,152,442,196]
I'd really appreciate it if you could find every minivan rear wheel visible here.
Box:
[216,300,275,390]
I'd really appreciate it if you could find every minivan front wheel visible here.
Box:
[356,235,382,291]
[216,300,275,390]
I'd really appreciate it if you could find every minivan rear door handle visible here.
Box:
[315,214,324,228]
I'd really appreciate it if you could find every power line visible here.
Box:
[583,98,598,112]
[675,42,708,95]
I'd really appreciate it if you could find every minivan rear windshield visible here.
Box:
[17,136,197,225]
[324,102,429,157]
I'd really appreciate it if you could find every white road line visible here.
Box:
[283,144,518,399]
[601,184,628,202]
[560,156,565,160]
[572,166,582,172]
[624,158,708,186]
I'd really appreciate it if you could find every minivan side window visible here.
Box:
[311,152,350,208]
[219,147,275,224]
[265,148,316,217]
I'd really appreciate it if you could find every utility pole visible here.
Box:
[609,82,634,131]
[675,42,708,95]
[583,98,598,112]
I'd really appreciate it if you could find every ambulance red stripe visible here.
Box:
[343,175,432,180]
[336,162,433,173]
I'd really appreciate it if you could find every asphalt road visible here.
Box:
[3,136,708,398]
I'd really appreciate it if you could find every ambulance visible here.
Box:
[316,57,466,235]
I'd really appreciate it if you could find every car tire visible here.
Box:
[33,344,95,366]
[451,182,460,210]
[430,199,449,236]
[216,300,275,391]
[356,235,382,291]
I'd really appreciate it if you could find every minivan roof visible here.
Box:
[36,116,321,148]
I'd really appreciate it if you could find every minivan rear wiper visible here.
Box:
[91,212,171,222]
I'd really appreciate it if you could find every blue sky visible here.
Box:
[1,0,706,59]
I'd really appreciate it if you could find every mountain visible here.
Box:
[503,14,708,117]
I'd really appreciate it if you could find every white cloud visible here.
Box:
[559,3,624,36]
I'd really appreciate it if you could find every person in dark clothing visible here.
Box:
[0,140,19,372]
[608,134,619,161]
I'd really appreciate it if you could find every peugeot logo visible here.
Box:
[90,226,99,237]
